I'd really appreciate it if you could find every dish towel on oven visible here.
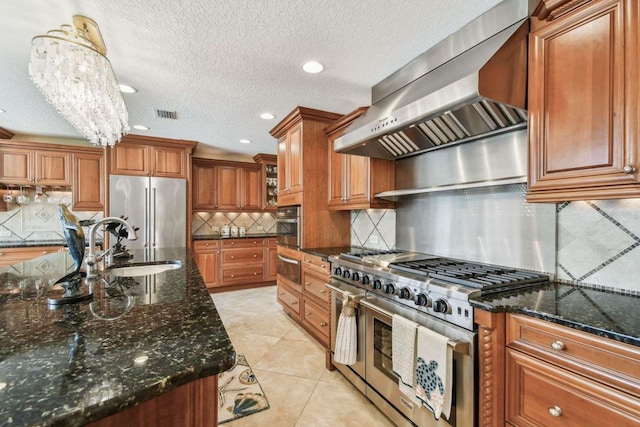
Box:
[334,291,357,365]
[415,325,453,420]
[391,315,421,405]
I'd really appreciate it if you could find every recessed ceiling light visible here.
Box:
[119,84,138,93]
[240,139,252,144]
[133,125,149,130]
[303,61,324,74]
[0,109,6,113]
[260,112,275,120]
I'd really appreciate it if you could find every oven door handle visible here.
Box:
[359,299,471,356]
[276,218,299,223]
[277,255,300,265]
[326,283,365,302]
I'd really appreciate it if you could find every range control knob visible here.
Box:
[361,275,371,285]
[351,272,361,282]
[383,283,396,295]
[342,269,351,280]
[372,279,383,290]
[333,267,343,276]
[432,299,449,313]
[398,287,413,299]
[414,293,431,307]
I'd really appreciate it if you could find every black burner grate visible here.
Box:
[341,248,404,261]
[390,258,549,291]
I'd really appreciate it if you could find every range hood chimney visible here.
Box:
[335,0,534,160]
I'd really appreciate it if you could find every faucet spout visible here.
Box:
[86,217,138,277]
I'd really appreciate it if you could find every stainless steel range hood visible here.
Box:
[334,0,534,160]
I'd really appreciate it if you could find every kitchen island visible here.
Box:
[0,247,235,427]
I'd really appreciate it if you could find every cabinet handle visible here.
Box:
[230,242,234,245]
[279,292,285,296]
[624,165,635,174]
[550,341,565,351]
[321,264,325,268]
[320,289,326,293]
[305,311,311,316]
[291,301,298,305]
[42,251,48,254]
[304,281,311,286]
[231,274,235,278]
[205,243,209,247]
[0,253,3,256]
[548,406,562,417]
[253,254,257,258]
[320,322,327,327]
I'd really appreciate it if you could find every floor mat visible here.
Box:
[218,354,270,424]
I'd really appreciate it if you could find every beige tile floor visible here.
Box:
[211,286,394,427]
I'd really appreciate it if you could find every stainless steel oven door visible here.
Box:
[327,281,367,393]
[361,295,476,427]
[276,217,300,248]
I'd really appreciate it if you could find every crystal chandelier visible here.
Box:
[29,16,129,147]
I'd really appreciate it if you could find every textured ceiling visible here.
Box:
[0,0,503,160]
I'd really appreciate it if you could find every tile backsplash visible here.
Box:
[192,211,276,236]
[0,190,103,244]
[351,198,640,293]
[557,199,640,293]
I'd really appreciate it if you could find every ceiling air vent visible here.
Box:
[155,109,178,120]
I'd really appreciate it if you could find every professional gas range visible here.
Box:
[330,248,549,331]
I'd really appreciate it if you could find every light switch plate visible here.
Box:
[211,226,219,232]
[369,235,379,245]
[0,230,11,237]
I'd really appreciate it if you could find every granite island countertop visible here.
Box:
[0,247,235,427]
[470,282,640,347]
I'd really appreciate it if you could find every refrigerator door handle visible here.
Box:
[152,187,157,247]
[144,188,149,248]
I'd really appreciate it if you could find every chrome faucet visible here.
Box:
[86,217,138,277]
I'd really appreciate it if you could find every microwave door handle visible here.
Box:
[277,218,299,223]
[277,255,300,265]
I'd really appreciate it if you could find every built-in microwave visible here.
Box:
[276,206,300,248]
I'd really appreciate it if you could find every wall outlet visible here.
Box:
[256,225,264,231]
[369,235,379,245]
[0,230,11,237]
[211,226,219,233]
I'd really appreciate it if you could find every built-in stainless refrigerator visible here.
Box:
[109,175,186,257]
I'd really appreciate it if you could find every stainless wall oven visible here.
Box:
[276,206,300,248]
[277,251,300,286]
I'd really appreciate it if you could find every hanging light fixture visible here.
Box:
[29,15,129,147]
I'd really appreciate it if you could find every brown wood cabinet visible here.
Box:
[276,249,333,368]
[192,240,220,289]
[270,107,351,248]
[216,164,261,211]
[0,147,71,186]
[264,237,277,281]
[475,309,640,427]
[87,375,217,427]
[326,108,395,210]
[191,158,262,212]
[72,151,105,211]
[527,0,640,202]
[109,135,197,179]
[0,246,63,268]
[253,153,278,211]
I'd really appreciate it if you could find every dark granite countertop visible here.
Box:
[470,282,640,347]
[0,247,235,427]
[192,233,276,241]
[300,246,360,261]
[0,240,104,249]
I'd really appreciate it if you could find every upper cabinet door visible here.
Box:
[0,147,32,184]
[73,152,104,211]
[192,162,218,211]
[111,144,150,176]
[35,150,71,186]
[152,146,186,178]
[240,167,262,211]
[216,165,241,210]
[287,123,303,194]
[527,0,640,201]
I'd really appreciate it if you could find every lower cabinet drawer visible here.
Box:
[220,265,264,284]
[277,283,300,315]
[302,269,330,303]
[222,247,264,264]
[302,297,330,341]
[506,349,640,427]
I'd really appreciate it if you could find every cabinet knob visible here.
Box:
[205,243,209,247]
[304,281,311,286]
[320,289,326,293]
[305,311,311,316]
[320,322,327,327]
[253,254,257,258]
[548,406,562,417]
[624,165,635,174]
[291,301,298,305]
[0,253,3,256]
[253,272,258,275]
[231,274,235,278]
[550,340,565,351]
[231,255,235,259]
[42,251,48,254]
[231,242,234,245]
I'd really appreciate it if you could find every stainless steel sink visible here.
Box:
[106,260,182,277]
